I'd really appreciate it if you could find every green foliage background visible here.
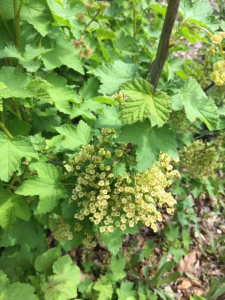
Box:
[0,0,225,299]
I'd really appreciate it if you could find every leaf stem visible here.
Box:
[13,0,21,49]
[83,9,101,35]
[190,25,213,37]
[1,110,4,124]
[132,0,137,63]
[15,102,22,120]
[133,0,137,39]
[0,122,13,139]
[148,0,180,90]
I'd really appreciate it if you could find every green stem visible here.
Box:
[1,111,4,124]
[132,0,137,63]
[190,25,213,37]
[82,9,101,35]
[15,102,22,120]
[219,44,224,60]
[0,122,13,139]
[133,0,136,38]
[13,0,21,49]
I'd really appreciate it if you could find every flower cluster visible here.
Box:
[64,129,179,234]
[170,111,193,134]
[211,60,225,86]
[179,140,222,178]
[49,215,73,242]
[211,32,225,44]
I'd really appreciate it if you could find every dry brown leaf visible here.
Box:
[178,251,197,274]
[178,279,192,290]
[193,287,204,296]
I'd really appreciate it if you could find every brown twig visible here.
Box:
[203,82,214,93]
[148,0,180,91]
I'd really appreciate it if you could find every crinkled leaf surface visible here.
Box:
[121,79,171,126]
[16,163,66,214]
[71,99,105,120]
[20,0,52,36]
[47,0,85,28]
[179,0,213,26]
[95,106,122,129]
[5,283,38,300]
[56,120,92,149]
[92,60,138,95]
[44,73,80,114]
[0,271,38,300]
[0,132,38,182]
[116,281,136,300]
[0,45,51,72]
[100,230,123,255]
[79,77,100,101]
[42,34,84,74]
[110,256,126,281]
[43,255,80,300]
[0,189,31,231]
[0,67,34,99]
[179,77,218,130]
[94,276,113,300]
[34,247,61,275]
[117,121,177,172]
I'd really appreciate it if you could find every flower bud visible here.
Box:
[211,34,222,44]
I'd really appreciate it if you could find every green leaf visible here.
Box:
[0,67,34,99]
[91,96,117,105]
[70,99,105,120]
[35,247,61,275]
[0,270,9,292]
[79,77,100,101]
[0,270,38,300]
[121,79,171,126]
[207,278,220,297]
[0,45,51,72]
[0,132,38,182]
[46,0,85,28]
[20,0,52,36]
[169,247,185,264]
[117,121,177,172]
[43,255,80,300]
[209,284,225,299]
[116,281,136,300]
[0,189,31,231]
[112,163,126,178]
[92,60,138,95]
[0,0,14,20]
[94,276,113,300]
[96,28,117,40]
[7,120,31,136]
[154,261,175,281]
[56,120,92,149]
[44,73,80,114]
[42,34,84,74]
[179,0,213,26]
[178,78,218,130]
[100,230,123,255]
[110,256,126,281]
[114,36,136,53]
[16,163,66,214]
[95,106,122,129]
[5,283,38,300]
[157,271,181,287]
